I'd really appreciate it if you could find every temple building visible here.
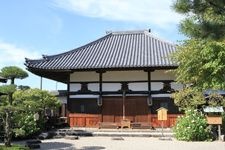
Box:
[25,30,182,128]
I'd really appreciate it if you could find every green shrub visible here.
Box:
[173,109,212,141]
[13,112,40,138]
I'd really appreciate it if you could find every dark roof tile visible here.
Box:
[25,30,177,70]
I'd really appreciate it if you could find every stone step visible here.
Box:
[57,128,173,133]
[50,128,174,138]
[92,132,173,137]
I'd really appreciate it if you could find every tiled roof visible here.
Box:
[25,30,177,71]
[203,106,224,113]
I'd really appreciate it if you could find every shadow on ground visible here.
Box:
[40,142,73,150]
[40,142,105,150]
[79,146,105,150]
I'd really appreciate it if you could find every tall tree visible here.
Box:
[172,0,225,91]
[0,66,28,147]
[173,0,225,40]
[172,39,225,90]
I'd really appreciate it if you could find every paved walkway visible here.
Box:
[37,137,224,150]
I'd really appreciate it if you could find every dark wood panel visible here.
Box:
[102,97,123,122]
[68,97,181,128]
[68,113,101,127]
[68,98,100,114]
[150,114,181,127]
[134,97,149,122]
[151,97,180,114]
[102,96,149,123]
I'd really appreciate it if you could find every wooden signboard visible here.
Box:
[206,116,222,125]
[157,107,168,121]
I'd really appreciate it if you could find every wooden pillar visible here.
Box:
[96,70,105,96]
[122,90,126,120]
[147,70,152,124]
[147,71,151,95]
[65,73,71,126]
[97,71,105,122]
[67,73,71,115]
[99,72,103,96]
[99,72,103,122]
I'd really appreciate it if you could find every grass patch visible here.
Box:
[0,145,29,150]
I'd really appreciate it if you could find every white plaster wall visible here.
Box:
[70,71,98,82]
[103,70,147,81]
[129,83,148,91]
[151,70,175,80]
[69,82,167,92]
[69,70,181,92]
[103,83,121,91]
[88,83,99,91]
[171,82,183,90]
[70,84,81,92]
[151,82,164,90]
[70,70,175,82]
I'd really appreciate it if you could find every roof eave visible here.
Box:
[26,65,178,83]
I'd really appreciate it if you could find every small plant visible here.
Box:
[0,144,29,150]
[173,109,212,141]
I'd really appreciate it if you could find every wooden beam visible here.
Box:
[69,90,173,95]
[70,80,175,84]
[67,73,71,113]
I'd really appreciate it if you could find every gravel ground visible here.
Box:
[36,137,225,150]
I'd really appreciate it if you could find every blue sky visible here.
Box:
[0,0,185,90]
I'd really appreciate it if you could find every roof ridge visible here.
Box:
[108,29,150,35]
[144,31,176,46]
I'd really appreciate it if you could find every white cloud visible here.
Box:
[0,41,65,90]
[52,0,183,28]
[0,41,40,68]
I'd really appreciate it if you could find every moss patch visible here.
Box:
[0,145,29,150]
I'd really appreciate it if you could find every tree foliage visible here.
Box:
[173,0,225,40]
[172,88,205,110]
[13,88,61,112]
[171,1,225,141]
[0,66,28,84]
[172,39,225,90]
[12,89,61,137]
[206,93,225,107]
[0,85,17,95]
[172,88,225,110]
[1,88,61,139]
[0,66,28,147]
